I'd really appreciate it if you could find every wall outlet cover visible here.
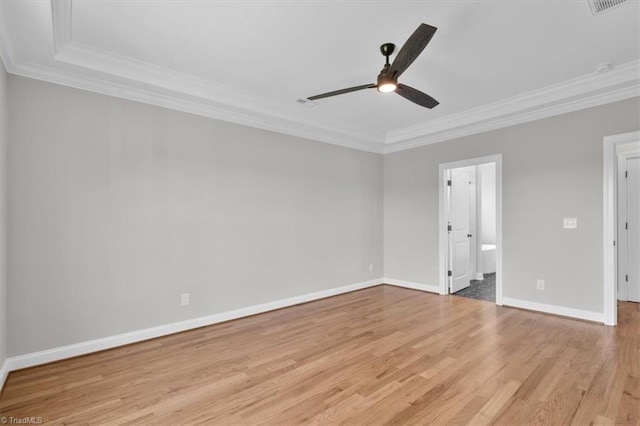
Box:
[181,293,190,306]
[563,218,578,229]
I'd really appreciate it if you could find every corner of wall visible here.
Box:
[0,56,8,389]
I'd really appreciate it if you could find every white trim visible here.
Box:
[439,155,503,304]
[53,40,385,148]
[617,141,640,157]
[604,131,640,326]
[496,158,503,306]
[384,86,639,154]
[383,278,440,294]
[45,1,386,153]
[3,278,383,373]
[0,6,17,72]
[0,4,10,393]
[5,60,385,154]
[502,297,604,324]
[384,61,640,153]
[0,3,637,154]
[0,359,8,390]
[439,168,449,296]
[51,0,72,54]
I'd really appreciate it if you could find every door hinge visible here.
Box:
[447,224,452,232]
[448,270,452,277]
[626,274,629,282]
[625,170,628,178]
[626,222,628,230]
[447,180,452,186]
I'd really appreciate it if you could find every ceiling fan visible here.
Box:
[307,23,439,109]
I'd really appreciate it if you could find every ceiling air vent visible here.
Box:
[587,0,628,15]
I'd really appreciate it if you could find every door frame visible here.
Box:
[603,131,640,326]
[439,154,503,304]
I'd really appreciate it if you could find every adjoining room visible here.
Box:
[445,161,497,303]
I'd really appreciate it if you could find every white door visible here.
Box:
[623,157,640,302]
[450,168,473,293]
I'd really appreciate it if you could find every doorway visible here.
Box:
[438,154,502,304]
[616,144,640,302]
[603,131,640,326]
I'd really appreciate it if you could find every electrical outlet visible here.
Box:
[181,293,190,306]
[563,218,578,229]
[537,279,545,290]
[369,263,374,272]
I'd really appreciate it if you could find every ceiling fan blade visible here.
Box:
[307,84,376,101]
[396,84,439,109]
[388,23,437,79]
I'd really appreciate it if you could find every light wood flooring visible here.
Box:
[1,285,639,425]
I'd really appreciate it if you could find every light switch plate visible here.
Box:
[563,218,578,229]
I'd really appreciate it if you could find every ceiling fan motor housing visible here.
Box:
[380,43,396,58]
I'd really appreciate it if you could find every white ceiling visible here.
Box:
[1,0,639,153]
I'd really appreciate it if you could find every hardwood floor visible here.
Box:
[1,285,639,425]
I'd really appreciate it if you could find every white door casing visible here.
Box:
[605,132,640,326]
[449,168,473,293]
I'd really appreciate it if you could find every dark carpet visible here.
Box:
[454,273,496,302]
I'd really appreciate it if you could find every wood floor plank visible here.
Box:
[616,375,640,425]
[1,285,638,425]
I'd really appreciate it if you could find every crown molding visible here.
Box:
[384,84,640,154]
[0,7,16,72]
[54,41,358,138]
[0,0,637,155]
[384,60,640,153]
[47,44,385,152]
[7,57,385,154]
[51,0,72,54]
[45,0,384,153]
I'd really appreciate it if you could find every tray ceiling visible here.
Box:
[1,0,638,153]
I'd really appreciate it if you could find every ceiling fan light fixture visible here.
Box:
[378,82,397,93]
[377,75,397,93]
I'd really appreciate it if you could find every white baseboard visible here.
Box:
[475,273,484,280]
[1,280,606,389]
[0,359,8,391]
[384,278,440,294]
[501,297,604,323]
[3,278,384,378]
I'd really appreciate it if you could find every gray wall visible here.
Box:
[0,61,7,367]
[384,97,640,313]
[5,70,639,358]
[7,75,383,356]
